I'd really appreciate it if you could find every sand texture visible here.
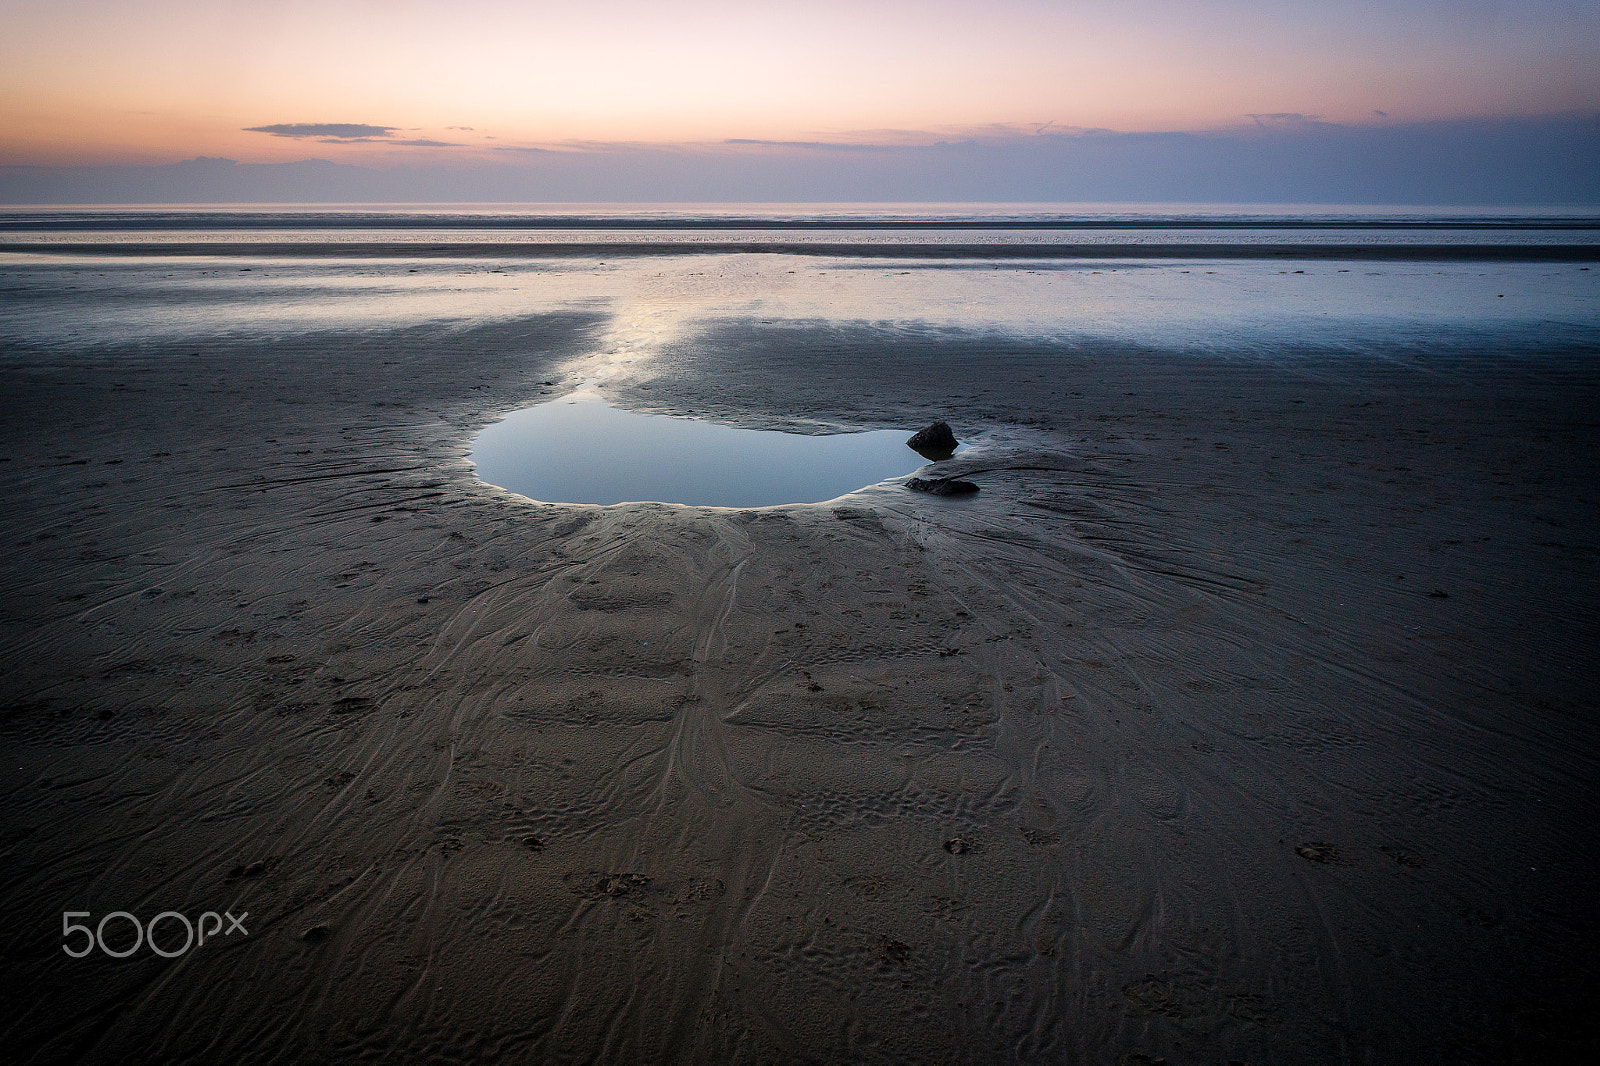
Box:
[2,314,1598,1063]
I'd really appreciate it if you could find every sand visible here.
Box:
[2,311,1598,1063]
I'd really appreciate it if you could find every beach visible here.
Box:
[2,235,1598,1063]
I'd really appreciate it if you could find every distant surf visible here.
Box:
[5,204,1597,262]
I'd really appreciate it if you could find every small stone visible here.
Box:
[907,421,958,459]
[522,835,544,851]
[301,923,330,943]
[906,477,979,497]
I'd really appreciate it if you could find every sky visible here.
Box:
[1,0,1597,202]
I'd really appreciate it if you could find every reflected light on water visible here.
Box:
[470,392,933,507]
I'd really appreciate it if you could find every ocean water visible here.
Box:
[5,204,1593,505]
[2,203,1597,357]
[5,201,1599,244]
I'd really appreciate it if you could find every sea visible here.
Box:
[1,202,1596,357]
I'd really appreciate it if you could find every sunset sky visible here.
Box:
[2,1,1597,201]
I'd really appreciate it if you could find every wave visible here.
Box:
[4,239,1598,261]
[3,206,1600,233]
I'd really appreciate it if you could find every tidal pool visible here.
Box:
[471,392,934,507]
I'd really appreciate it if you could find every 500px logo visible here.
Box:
[62,910,248,958]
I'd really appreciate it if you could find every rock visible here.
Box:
[906,477,979,497]
[907,420,958,459]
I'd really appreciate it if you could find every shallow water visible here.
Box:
[1,253,1595,357]
[471,388,935,506]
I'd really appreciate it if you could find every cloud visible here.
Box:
[730,123,1099,149]
[1246,113,1324,130]
[723,138,890,152]
[14,114,1595,205]
[245,123,396,140]
[248,124,463,148]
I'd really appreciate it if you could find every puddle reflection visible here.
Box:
[471,394,932,507]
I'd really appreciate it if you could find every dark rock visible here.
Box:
[907,420,958,459]
[301,923,330,943]
[906,477,979,497]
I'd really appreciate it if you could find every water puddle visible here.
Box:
[471,391,938,507]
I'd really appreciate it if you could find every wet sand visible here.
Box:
[2,313,1598,1063]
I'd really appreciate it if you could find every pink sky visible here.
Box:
[2,0,1596,166]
